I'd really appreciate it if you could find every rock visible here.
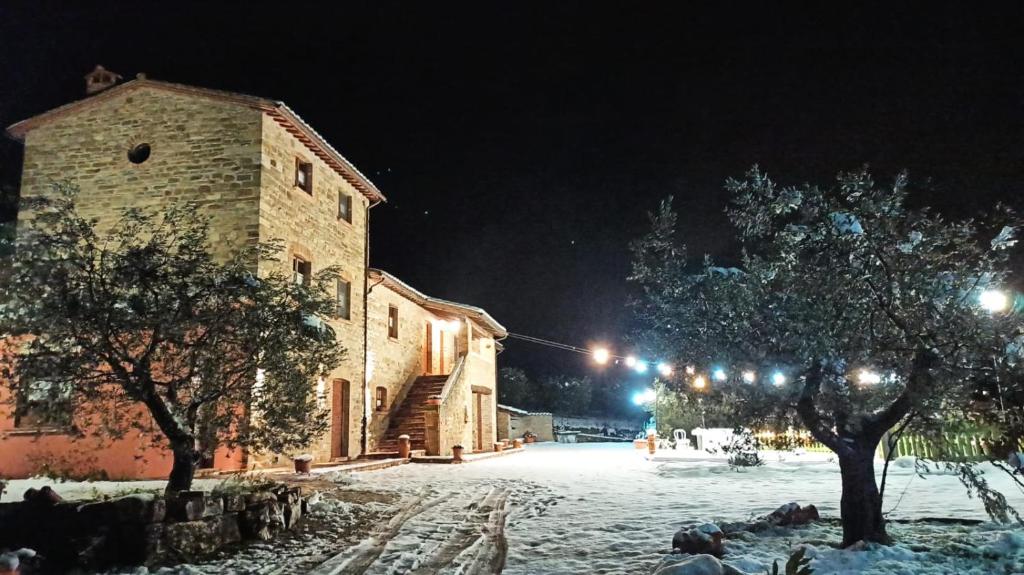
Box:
[672,523,724,557]
[283,501,302,529]
[23,485,62,506]
[244,490,277,507]
[240,500,284,541]
[766,502,819,526]
[111,493,167,524]
[276,487,302,505]
[216,513,242,545]
[720,503,820,536]
[222,494,245,512]
[167,491,223,521]
[163,519,223,560]
[654,554,749,575]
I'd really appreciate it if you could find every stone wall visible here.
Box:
[464,321,498,450]
[554,415,642,435]
[365,283,439,449]
[5,86,263,478]
[18,86,263,261]
[499,412,555,442]
[256,115,371,463]
[0,484,308,572]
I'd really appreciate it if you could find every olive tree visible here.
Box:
[1,184,345,491]
[630,168,1023,545]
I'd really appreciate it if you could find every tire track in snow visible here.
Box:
[309,487,451,575]
[409,485,512,575]
[457,486,511,574]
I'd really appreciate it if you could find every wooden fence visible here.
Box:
[754,429,1020,462]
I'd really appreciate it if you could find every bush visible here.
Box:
[721,429,765,468]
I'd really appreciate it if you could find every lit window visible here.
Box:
[295,158,313,194]
[338,191,352,223]
[292,257,311,286]
[375,386,388,411]
[388,305,399,338]
[336,279,351,320]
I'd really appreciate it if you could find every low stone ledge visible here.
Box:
[0,482,313,572]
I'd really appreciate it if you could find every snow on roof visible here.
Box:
[369,268,507,337]
[497,404,551,416]
[5,77,385,203]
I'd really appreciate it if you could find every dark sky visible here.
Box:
[2,2,1022,380]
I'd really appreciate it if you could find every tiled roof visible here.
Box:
[368,268,507,337]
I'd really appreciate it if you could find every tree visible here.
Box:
[498,367,533,408]
[545,375,594,416]
[631,167,1023,545]
[1,185,345,492]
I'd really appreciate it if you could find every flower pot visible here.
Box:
[452,445,465,462]
[493,442,504,453]
[525,435,536,444]
[513,438,523,449]
[398,434,411,459]
[294,455,313,473]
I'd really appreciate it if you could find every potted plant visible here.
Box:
[525,432,537,444]
[452,444,465,462]
[293,454,313,473]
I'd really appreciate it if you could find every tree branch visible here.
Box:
[796,360,844,454]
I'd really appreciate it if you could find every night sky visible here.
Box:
[2,3,1022,382]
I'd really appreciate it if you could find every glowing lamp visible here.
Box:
[634,361,649,374]
[712,368,727,382]
[980,289,1010,313]
[692,375,706,390]
[771,372,786,386]
[858,370,881,385]
[625,356,637,367]
[657,362,673,377]
[742,370,756,383]
[593,348,610,364]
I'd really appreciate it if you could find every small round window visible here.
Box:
[127,143,151,164]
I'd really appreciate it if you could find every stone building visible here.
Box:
[497,404,555,443]
[0,67,504,478]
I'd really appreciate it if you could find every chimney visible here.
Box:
[84,65,122,95]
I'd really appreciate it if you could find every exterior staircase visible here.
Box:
[376,374,448,453]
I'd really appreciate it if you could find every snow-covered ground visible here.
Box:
[326,443,1024,574]
[6,443,1024,574]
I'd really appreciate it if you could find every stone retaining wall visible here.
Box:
[0,483,309,571]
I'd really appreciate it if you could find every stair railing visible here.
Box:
[431,353,467,405]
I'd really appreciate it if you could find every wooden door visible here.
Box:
[424,322,433,374]
[331,379,350,459]
[474,392,484,451]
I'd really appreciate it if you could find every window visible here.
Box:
[295,158,313,194]
[388,305,399,338]
[292,257,311,286]
[336,279,351,320]
[14,379,72,429]
[375,386,388,411]
[127,142,151,164]
[338,191,352,223]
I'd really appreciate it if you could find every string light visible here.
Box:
[980,289,1009,313]
[712,368,727,382]
[742,370,756,383]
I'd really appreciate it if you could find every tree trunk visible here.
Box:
[166,439,200,494]
[837,442,890,547]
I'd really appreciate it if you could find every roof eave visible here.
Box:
[5,79,386,203]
